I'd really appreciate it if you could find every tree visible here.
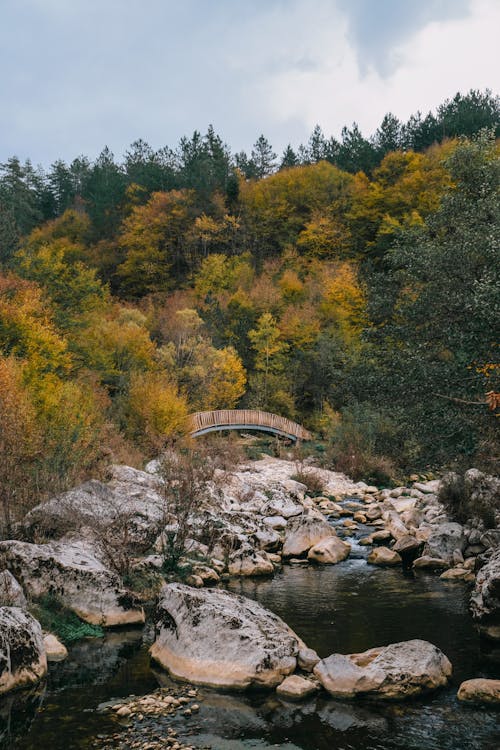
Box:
[280,145,299,169]
[372,113,404,158]
[248,312,291,412]
[116,189,196,296]
[362,131,499,466]
[251,135,277,178]
[124,372,189,453]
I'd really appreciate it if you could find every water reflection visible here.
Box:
[4,561,500,750]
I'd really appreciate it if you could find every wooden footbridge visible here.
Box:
[188,410,312,442]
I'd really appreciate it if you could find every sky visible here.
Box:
[0,0,499,165]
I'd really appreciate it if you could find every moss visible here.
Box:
[31,595,104,644]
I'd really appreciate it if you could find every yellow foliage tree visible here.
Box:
[125,372,189,452]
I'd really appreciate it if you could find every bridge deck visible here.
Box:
[189,409,312,442]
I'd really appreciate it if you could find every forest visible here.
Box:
[0,89,499,527]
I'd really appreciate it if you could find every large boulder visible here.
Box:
[470,547,500,640]
[150,583,301,689]
[24,465,165,552]
[0,540,144,627]
[0,607,47,695]
[308,537,351,564]
[423,522,466,563]
[314,639,452,700]
[282,516,335,557]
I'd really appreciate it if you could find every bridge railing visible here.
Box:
[188,409,312,441]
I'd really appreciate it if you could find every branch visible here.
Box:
[433,392,486,406]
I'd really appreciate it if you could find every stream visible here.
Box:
[2,516,499,750]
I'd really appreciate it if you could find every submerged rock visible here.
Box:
[314,639,452,700]
[0,540,145,627]
[470,547,500,640]
[0,607,47,695]
[150,583,301,689]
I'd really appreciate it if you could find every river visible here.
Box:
[2,527,499,749]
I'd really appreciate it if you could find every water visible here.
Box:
[2,545,500,749]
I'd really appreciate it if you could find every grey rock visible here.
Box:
[314,639,452,699]
[0,570,27,608]
[150,583,301,689]
[0,607,47,695]
[0,540,144,627]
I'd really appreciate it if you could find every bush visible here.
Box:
[291,468,325,496]
[32,595,104,643]
[326,404,399,485]
[439,471,498,528]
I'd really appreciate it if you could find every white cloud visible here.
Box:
[260,0,500,142]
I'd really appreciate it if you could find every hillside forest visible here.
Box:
[0,89,499,532]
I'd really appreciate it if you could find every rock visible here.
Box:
[371,530,392,544]
[365,507,382,522]
[457,678,500,705]
[383,511,408,541]
[0,607,47,695]
[388,498,417,514]
[308,537,351,565]
[24,467,165,552]
[452,549,465,565]
[276,675,318,701]
[263,516,287,530]
[262,494,303,519]
[468,529,482,545]
[0,570,27,608]
[150,583,301,689]
[0,540,145,627]
[353,512,367,523]
[298,646,320,671]
[359,537,373,546]
[413,555,450,570]
[228,547,274,577]
[464,545,485,557]
[393,535,425,571]
[314,639,452,699]
[252,529,281,552]
[185,574,204,588]
[367,547,402,566]
[480,530,500,549]
[424,523,466,563]
[464,469,500,512]
[190,565,220,585]
[440,568,468,580]
[43,633,68,662]
[393,535,422,554]
[470,547,500,640]
[413,480,440,494]
[116,705,132,717]
[282,516,335,558]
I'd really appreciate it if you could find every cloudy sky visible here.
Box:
[1,0,498,165]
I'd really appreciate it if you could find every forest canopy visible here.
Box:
[0,89,498,525]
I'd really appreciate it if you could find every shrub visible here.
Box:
[32,595,104,643]
[439,471,498,528]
